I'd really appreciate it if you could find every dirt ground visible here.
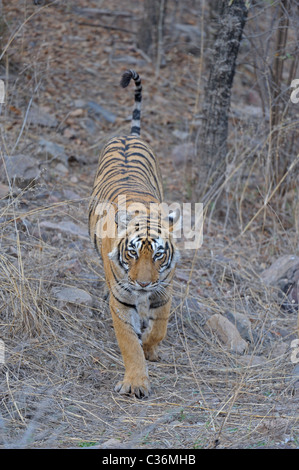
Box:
[0,0,298,449]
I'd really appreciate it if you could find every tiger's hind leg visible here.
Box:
[110,296,151,398]
[142,300,171,362]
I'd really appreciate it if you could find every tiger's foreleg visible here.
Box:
[110,296,151,398]
[142,299,171,362]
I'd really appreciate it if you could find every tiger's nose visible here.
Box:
[137,280,151,288]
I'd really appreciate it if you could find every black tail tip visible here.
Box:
[120,70,134,89]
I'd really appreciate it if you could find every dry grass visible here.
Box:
[0,0,298,449]
[0,191,298,448]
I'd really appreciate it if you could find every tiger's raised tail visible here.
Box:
[120,70,142,136]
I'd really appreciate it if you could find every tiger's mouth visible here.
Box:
[134,286,152,293]
[128,279,157,292]
[133,283,153,292]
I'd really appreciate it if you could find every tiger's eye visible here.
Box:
[129,249,137,257]
[155,251,164,260]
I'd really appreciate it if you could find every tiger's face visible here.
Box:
[124,235,175,290]
[108,211,179,292]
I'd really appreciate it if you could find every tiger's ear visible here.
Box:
[165,208,181,233]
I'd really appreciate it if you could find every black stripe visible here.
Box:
[111,289,137,310]
[131,126,140,135]
[126,142,150,151]
[150,298,170,309]
[126,151,156,168]
[127,158,159,182]
[110,263,132,293]
[93,232,100,254]
[132,109,140,120]
[162,268,174,281]
[118,241,127,269]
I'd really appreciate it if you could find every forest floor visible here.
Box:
[0,0,298,449]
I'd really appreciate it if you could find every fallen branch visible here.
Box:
[76,21,134,34]
[73,8,132,18]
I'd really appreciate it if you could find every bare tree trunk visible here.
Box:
[197,0,248,201]
[0,0,5,53]
[136,0,167,67]
[271,0,291,185]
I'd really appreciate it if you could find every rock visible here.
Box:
[4,154,41,188]
[260,255,299,286]
[38,139,69,166]
[51,287,93,307]
[39,220,89,239]
[206,314,248,354]
[172,130,189,141]
[224,311,253,343]
[53,163,69,175]
[69,108,85,118]
[270,342,289,359]
[28,104,58,128]
[80,117,98,135]
[0,183,10,198]
[87,101,116,123]
[72,100,116,123]
[238,354,267,367]
[278,271,299,313]
[260,255,299,313]
[291,339,299,365]
[101,438,122,449]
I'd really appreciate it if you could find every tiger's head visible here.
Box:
[108,206,180,291]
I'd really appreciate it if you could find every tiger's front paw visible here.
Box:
[114,375,151,399]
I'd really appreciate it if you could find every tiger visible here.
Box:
[88,70,180,398]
